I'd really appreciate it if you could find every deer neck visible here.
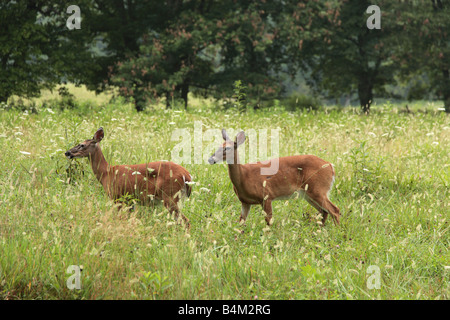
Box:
[226,150,244,191]
[89,145,109,184]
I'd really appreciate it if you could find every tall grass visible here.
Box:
[0,92,448,299]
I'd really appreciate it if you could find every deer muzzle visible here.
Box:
[208,156,217,164]
[65,151,74,159]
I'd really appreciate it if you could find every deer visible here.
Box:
[65,127,192,228]
[208,129,340,226]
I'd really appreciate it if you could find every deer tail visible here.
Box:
[183,174,194,198]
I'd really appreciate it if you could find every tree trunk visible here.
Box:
[165,91,171,109]
[181,82,189,110]
[443,69,450,113]
[0,93,9,105]
[133,88,145,112]
[444,96,450,113]
[358,76,373,114]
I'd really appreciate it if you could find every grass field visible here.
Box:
[0,86,449,299]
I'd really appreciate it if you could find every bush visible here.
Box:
[282,93,321,111]
[1,98,38,113]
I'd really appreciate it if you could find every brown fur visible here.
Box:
[65,128,192,228]
[208,129,341,226]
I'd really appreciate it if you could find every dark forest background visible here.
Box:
[1,0,449,113]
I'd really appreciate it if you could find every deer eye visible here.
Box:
[80,144,85,148]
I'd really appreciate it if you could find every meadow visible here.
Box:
[0,87,448,299]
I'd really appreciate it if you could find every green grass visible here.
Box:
[0,90,449,300]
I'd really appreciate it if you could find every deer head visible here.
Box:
[65,127,104,159]
[208,129,245,164]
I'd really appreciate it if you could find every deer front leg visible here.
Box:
[239,203,251,224]
[113,199,133,212]
[163,198,190,230]
[262,199,273,225]
[172,207,191,230]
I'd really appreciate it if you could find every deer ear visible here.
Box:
[222,129,231,141]
[235,131,245,146]
[93,127,104,142]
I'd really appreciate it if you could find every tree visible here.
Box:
[392,0,450,112]
[0,1,100,104]
[79,0,161,93]
[210,1,287,106]
[108,1,217,110]
[0,1,60,103]
[278,1,341,98]
[108,1,287,111]
[284,0,400,113]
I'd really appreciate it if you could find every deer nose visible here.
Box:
[208,157,216,165]
[65,151,71,157]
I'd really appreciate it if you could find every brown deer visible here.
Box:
[208,129,340,226]
[65,127,192,228]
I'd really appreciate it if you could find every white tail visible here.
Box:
[208,129,340,226]
[65,127,192,228]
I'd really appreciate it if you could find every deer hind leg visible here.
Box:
[326,199,340,224]
[305,194,340,226]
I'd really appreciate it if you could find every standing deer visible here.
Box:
[65,127,192,228]
[208,129,340,226]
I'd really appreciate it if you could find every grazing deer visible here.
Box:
[208,129,340,226]
[65,127,192,228]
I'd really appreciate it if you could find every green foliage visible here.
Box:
[0,2,56,102]
[2,1,450,112]
[293,0,398,112]
[0,96,448,299]
[231,80,248,112]
[46,86,79,111]
[347,140,385,197]
[406,77,433,102]
[106,1,285,110]
[0,98,38,114]
[140,271,173,299]
[282,93,321,111]
[56,158,85,185]
[210,1,285,103]
[108,2,219,110]
[0,1,97,104]
[392,0,450,112]
[115,192,140,208]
